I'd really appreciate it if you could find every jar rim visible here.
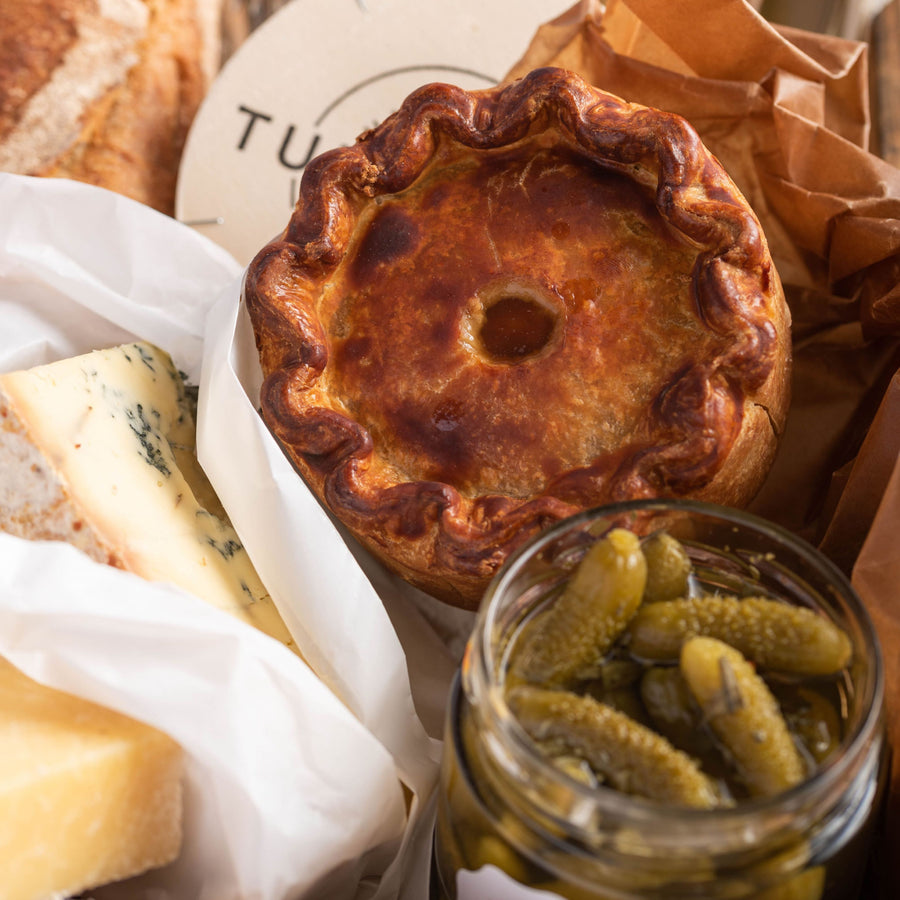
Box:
[465,498,885,844]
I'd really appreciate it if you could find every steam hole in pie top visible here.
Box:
[479,294,558,363]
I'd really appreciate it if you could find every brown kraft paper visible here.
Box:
[506,0,900,889]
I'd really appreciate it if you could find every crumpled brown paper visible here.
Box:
[506,0,900,888]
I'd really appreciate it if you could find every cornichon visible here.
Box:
[774,685,842,764]
[508,685,724,809]
[468,833,534,884]
[641,531,692,604]
[582,658,648,725]
[502,528,852,810]
[507,528,647,688]
[754,865,825,900]
[679,636,806,797]
[640,666,718,760]
[628,594,852,676]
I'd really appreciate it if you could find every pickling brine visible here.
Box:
[431,500,887,900]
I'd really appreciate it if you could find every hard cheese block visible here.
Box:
[0,341,297,653]
[0,658,183,900]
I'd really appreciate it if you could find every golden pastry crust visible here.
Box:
[245,67,791,608]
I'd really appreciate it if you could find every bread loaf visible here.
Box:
[0,0,223,215]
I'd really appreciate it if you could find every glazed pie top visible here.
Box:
[244,67,791,608]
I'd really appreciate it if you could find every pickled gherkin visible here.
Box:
[583,658,652,726]
[508,528,647,688]
[594,658,644,691]
[628,595,852,676]
[754,865,825,900]
[774,684,843,764]
[641,531,692,603]
[590,683,653,727]
[467,832,534,884]
[680,636,807,797]
[508,685,723,809]
[432,517,871,900]
[502,528,853,805]
[639,666,717,760]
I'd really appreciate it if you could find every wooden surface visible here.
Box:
[871,0,900,165]
[220,0,294,63]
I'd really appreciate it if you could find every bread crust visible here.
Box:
[245,67,791,608]
[0,0,218,215]
[0,386,122,567]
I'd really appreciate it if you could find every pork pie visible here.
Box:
[244,67,791,608]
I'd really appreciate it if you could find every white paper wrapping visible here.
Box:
[0,172,465,899]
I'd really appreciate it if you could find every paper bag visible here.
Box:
[505,0,900,881]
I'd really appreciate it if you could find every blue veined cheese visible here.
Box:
[0,342,297,655]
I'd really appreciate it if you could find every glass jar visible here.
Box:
[431,500,886,900]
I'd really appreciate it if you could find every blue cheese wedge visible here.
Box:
[0,342,297,654]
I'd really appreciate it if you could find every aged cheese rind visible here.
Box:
[0,658,183,900]
[0,342,297,654]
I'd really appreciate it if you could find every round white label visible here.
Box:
[176,0,563,264]
[457,864,567,899]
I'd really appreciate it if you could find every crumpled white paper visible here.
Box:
[0,172,465,899]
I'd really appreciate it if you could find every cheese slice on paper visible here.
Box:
[0,657,183,900]
[0,341,298,654]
